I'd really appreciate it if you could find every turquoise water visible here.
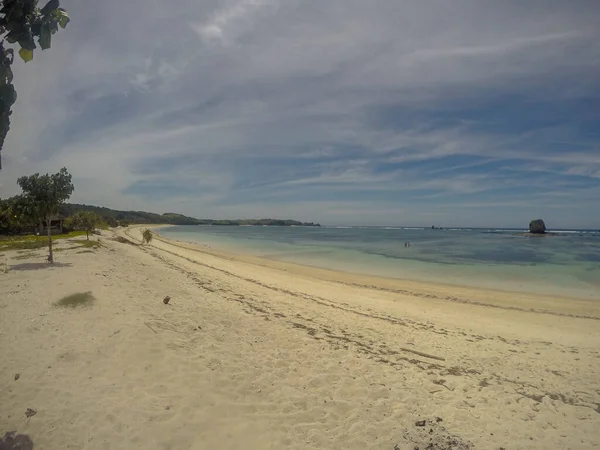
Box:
[158,226,600,300]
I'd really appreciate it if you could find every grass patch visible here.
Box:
[54,292,95,308]
[0,231,89,251]
[53,239,103,253]
[0,239,48,251]
[75,240,102,249]
[13,252,38,260]
[112,236,139,246]
[62,231,88,239]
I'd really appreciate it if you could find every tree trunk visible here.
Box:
[46,218,54,263]
[86,229,89,240]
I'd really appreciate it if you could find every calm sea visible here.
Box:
[158,226,600,300]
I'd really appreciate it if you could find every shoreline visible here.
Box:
[141,225,600,319]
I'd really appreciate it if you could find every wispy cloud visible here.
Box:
[191,0,276,44]
[1,0,599,227]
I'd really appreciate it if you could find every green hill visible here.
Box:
[57,204,206,226]
[2,198,320,232]
[57,204,320,227]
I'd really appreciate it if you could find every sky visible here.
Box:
[1,0,599,228]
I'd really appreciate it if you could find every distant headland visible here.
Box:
[209,219,320,227]
[0,200,320,233]
[51,204,321,227]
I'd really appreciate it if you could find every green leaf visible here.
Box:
[18,29,36,51]
[39,23,51,49]
[5,31,20,44]
[0,85,17,105]
[5,21,21,32]
[57,11,70,29]
[23,0,37,14]
[40,0,60,15]
[18,48,33,62]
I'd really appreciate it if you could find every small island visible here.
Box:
[517,219,558,237]
[529,219,546,234]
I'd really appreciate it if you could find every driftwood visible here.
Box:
[144,322,158,334]
[399,347,446,361]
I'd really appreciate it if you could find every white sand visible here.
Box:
[1,225,599,449]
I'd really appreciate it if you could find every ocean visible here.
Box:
[157,225,600,300]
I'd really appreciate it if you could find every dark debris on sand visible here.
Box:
[111,236,139,246]
[396,417,473,450]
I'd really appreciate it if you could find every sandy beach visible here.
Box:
[1,225,599,450]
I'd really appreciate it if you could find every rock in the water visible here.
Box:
[163,296,171,305]
[529,219,546,234]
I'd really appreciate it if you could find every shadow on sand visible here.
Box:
[0,432,34,450]
[9,262,72,271]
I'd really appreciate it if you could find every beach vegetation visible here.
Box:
[112,235,139,246]
[4,198,321,232]
[65,211,102,240]
[0,230,86,251]
[13,251,36,260]
[54,239,102,252]
[13,167,74,263]
[74,239,101,249]
[0,236,48,250]
[142,228,153,245]
[0,0,70,168]
[54,291,94,308]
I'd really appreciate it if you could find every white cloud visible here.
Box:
[191,0,276,45]
[1,0,599,226]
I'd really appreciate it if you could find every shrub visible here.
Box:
[142,229,153,245]
[54,292,95,308]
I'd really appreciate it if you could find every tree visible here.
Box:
[0,196,16,232]
[66,210,101,240]
[0,0,70,169]
[0,196,13,230]
[142,229,153,245]
[0,194,34,233]
[15,167,74,262]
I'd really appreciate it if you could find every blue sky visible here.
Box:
[1,0,599,227]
